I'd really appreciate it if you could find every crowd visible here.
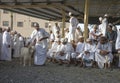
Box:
[0,12,120,69]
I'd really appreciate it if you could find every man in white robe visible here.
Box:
[75,36,85,66]
[55,38,74,66]
[89,25,102,43]
[75,26,83,43]
[13,33,20,57]
[82,39,96,67]
[115,29,120,67]
[29,22,49,66]
[98,14,108,36]
[95,37,113,69]
[47,39,59,62]
[1,27,12,61]
[68,12,79,42]
[53,22,60,36]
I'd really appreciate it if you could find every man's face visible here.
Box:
[34,26,39,30]
[100,38,106,44]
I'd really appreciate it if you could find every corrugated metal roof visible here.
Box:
[0,0,120,24]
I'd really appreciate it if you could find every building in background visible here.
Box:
[0,9,69,37]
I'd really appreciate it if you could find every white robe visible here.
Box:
[95,42,113,68]
[116,31,120,50]
[1,31,11,61]
[98,18,108,36]
[30,28,49,65]
[13,34,20,57]
[116,31,120,67]
[82,43,96,61]
[75,42,85,59]
[47,42,58,58]
[53,26,60,35]
[68,16,79,42]
[18,36,24,56]
[55,43,74,61]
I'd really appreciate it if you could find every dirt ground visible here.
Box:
[0,59,120,83]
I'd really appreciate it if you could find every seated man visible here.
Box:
[95,36,113,69]
[82,39,96,67]
[47,39,60,62]
[55,38,75,66]
[75,36,85,66]
[89,25,102,44]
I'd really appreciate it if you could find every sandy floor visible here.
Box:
[0,59,120,83]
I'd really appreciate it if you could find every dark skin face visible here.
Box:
[34,26,39,31]
[79,37,84,43]
[100,38,106,44]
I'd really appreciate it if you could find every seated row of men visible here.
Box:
[47,36,113,69]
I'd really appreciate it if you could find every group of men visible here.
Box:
[48,13,120,69]
[0,27,24,61]
[0,12,120,69]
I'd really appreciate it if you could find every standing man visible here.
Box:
[29,22,49,66]
[53,22,60,35]
[68,12,79,42]
[106,24,117,54]
[1,27,12,61]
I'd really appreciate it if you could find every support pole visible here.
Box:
[84,0,89,41]
[62,8,66,38]
[11,12,13,30]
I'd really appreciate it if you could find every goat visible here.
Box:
[20,45,35,66]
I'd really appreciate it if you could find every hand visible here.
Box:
[110,41,113,43]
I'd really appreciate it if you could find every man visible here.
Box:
[1,27,12,61]
[68,12,79,42]
[53,22,60,36]
[95,36,113,69]
[29,22,49,66]
[75,26,83,43]
[98,14,108,36]
[115,29,120,67]
[89,25,102,43]
[82,39,96,67]
[55,38,74,66]
[106,24,117,54]
[75,36,85,66]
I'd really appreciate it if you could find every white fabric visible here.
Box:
[30,28,49,65]
[55,43,74,61]
[18,36,24,56]
[1,31,11,61]
[98,18,108,36]
[95,42,113,68]
[89,30,102,41]
[76,42,85,59]
[47,42,58,58]
[13,34,20,57]
[68,16,79,42]
[116,31,120,50]
[83,43,96,60]
[49,33,55,41]
[53,26,60,35]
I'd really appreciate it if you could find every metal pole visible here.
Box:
[84,0,89,41]
[62,8,65,38]
[11,12,13,30]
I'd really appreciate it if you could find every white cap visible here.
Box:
[69,12,72,16]
[33,22,39,27]
[99,17,103,21]
[79,36,83,39]
[104,14,108,17]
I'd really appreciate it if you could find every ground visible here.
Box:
[0,59,120,83]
